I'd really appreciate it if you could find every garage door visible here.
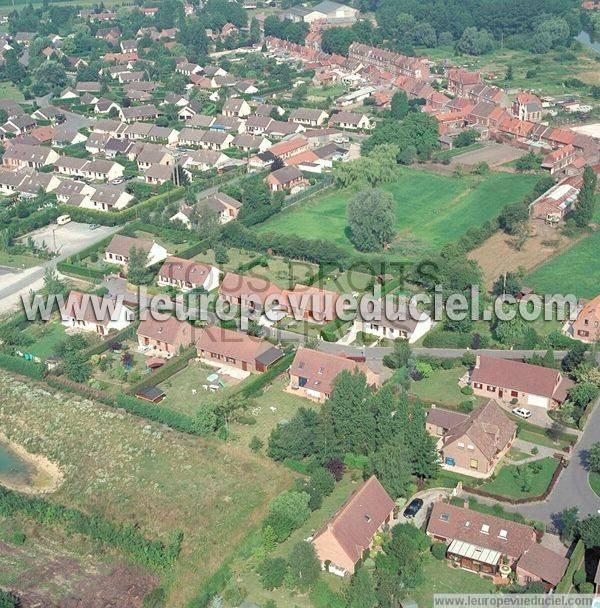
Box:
[527,394,549,408]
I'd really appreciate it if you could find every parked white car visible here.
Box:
[512,407,532,419]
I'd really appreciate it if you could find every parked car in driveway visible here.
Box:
[512,407,532,419]
[403,498,423,519]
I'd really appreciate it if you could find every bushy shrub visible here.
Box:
[431,542,447,560]
[461,386,474,396]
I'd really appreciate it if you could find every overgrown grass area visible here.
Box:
[0,250,41,269]
[526,229,600,299]
[0,81,25,101]
[0,372,291,607]
[479,457,558,499]
[258,169,539,253]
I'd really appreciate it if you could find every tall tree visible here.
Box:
[390,91,409,119]
[574,166,597,228]
[347,188,396,252]
[346,567,377,608]
[287,542,321,591]
[407,402,439,480]
[370,441,413,498]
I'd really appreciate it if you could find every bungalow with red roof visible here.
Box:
[196,325,284,373]
[219,271,282,313]
[137,316,196,357]
[427,502,568,589]
[426,400,517,476]
[157,256,220,292]
[266,166,308,193]
[467,355,574,409]
[60,290,133,336]
[312,476,395,576]
[289,347,380,402]
[280,284,339,323]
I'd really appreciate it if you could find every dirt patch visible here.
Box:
[0,540,158,608]
[468,220,579,289]
[450,143,526,167]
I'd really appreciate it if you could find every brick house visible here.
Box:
[288,347,380,402]
[196,325,284,372]
[446,68,482,96]
[312,476,395,576]
[427,503,568,589]
[541,144,579,175]
[137,316,196,357]
[529,176,581,222]
[468,355,574,410]
[426,400,516,476]
[157,256,220,292]
[513,92,543,122]
[219,271,282,313]
[568,294,600,344]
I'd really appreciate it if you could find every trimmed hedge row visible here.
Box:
[0,354,46,379]
[0,486,182,569]
[127,346,196,395]
[238,352,294,398]
[320,318,351,342]
[56,261,107,280]
[82,322,139,358]
[116,394,202,436]
[59,187,186,226]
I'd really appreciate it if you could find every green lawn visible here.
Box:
[408,366,487,409]
[258,169,540,252]
[20,322,67,361]
[0,250,41,269]
[0,81,24,101]
[411,555,496,607]
[517,428,574,451]
[526,229,600,299]
[228,377,316,447]
[479,457,558,499]
[590,471,600,498]
[158,359,243,416]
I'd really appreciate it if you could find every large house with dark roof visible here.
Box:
[467,355,574,409]
[426,401,516,476]
[427,502,568,589]
[312,476,395,576]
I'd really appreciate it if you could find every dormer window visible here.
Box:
[498,529,507,540]
[364,514,371,523]
[465,521,471,527]
[481,524,490,535]
[439,513,449,522]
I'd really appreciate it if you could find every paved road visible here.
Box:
[0,224,121,316]
[464,399,600,525]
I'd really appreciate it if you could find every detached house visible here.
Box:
[104,234,168,268]
[219,271,282,312]
[157,256,220,292]
[221,97,251,118]
[60,290,133,336]
[289,347,380,402]
[467,355,574,409]
[426,400,517,476]
[330,111,372,131]
[266,165,307,192]
[568,294,600,344]
[289,107,329,127]
[312,476,395,577]
[137,316,196,357]
[196,325,284,373]
[171,192,242,227]
[427,503,568,589]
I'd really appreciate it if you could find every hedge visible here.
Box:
[422,330,471,349]
[0,486,181,569]
[59,187,186,226]
[0,354,46,379]
[81,322,139,358]
[238,352,294,398]
[320,318,351,342]
[127,346,196,395]
[56,260,107,280]
[556,539,584,593]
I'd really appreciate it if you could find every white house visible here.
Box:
[60,290,134,336]
[104,234,168,268]
[157,256,220,292]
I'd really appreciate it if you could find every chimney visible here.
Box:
[474,355,480,369]
[463,499,469,510]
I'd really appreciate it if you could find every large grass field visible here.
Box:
[258,169,540,253]
[0,372,291,607]
[526,228,600,299]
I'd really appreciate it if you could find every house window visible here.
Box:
[473,383,482,389]
[511,391,518,397]
[480,524,489,535]
[487,385,496,392]
[457,442,465,448]
[470,459,479,470]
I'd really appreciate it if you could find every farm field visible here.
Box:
[0,372,291,607]
[258,169,540,252]
[526,228,600,299]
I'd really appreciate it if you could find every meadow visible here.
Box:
[0,372,291,607]
[258,169,540,253]
[526,228,600,299]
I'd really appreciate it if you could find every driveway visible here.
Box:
[17,222,115,256]
[396,488,453,529]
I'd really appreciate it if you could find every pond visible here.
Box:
[577,30,600,53]
[0,438,62,493]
